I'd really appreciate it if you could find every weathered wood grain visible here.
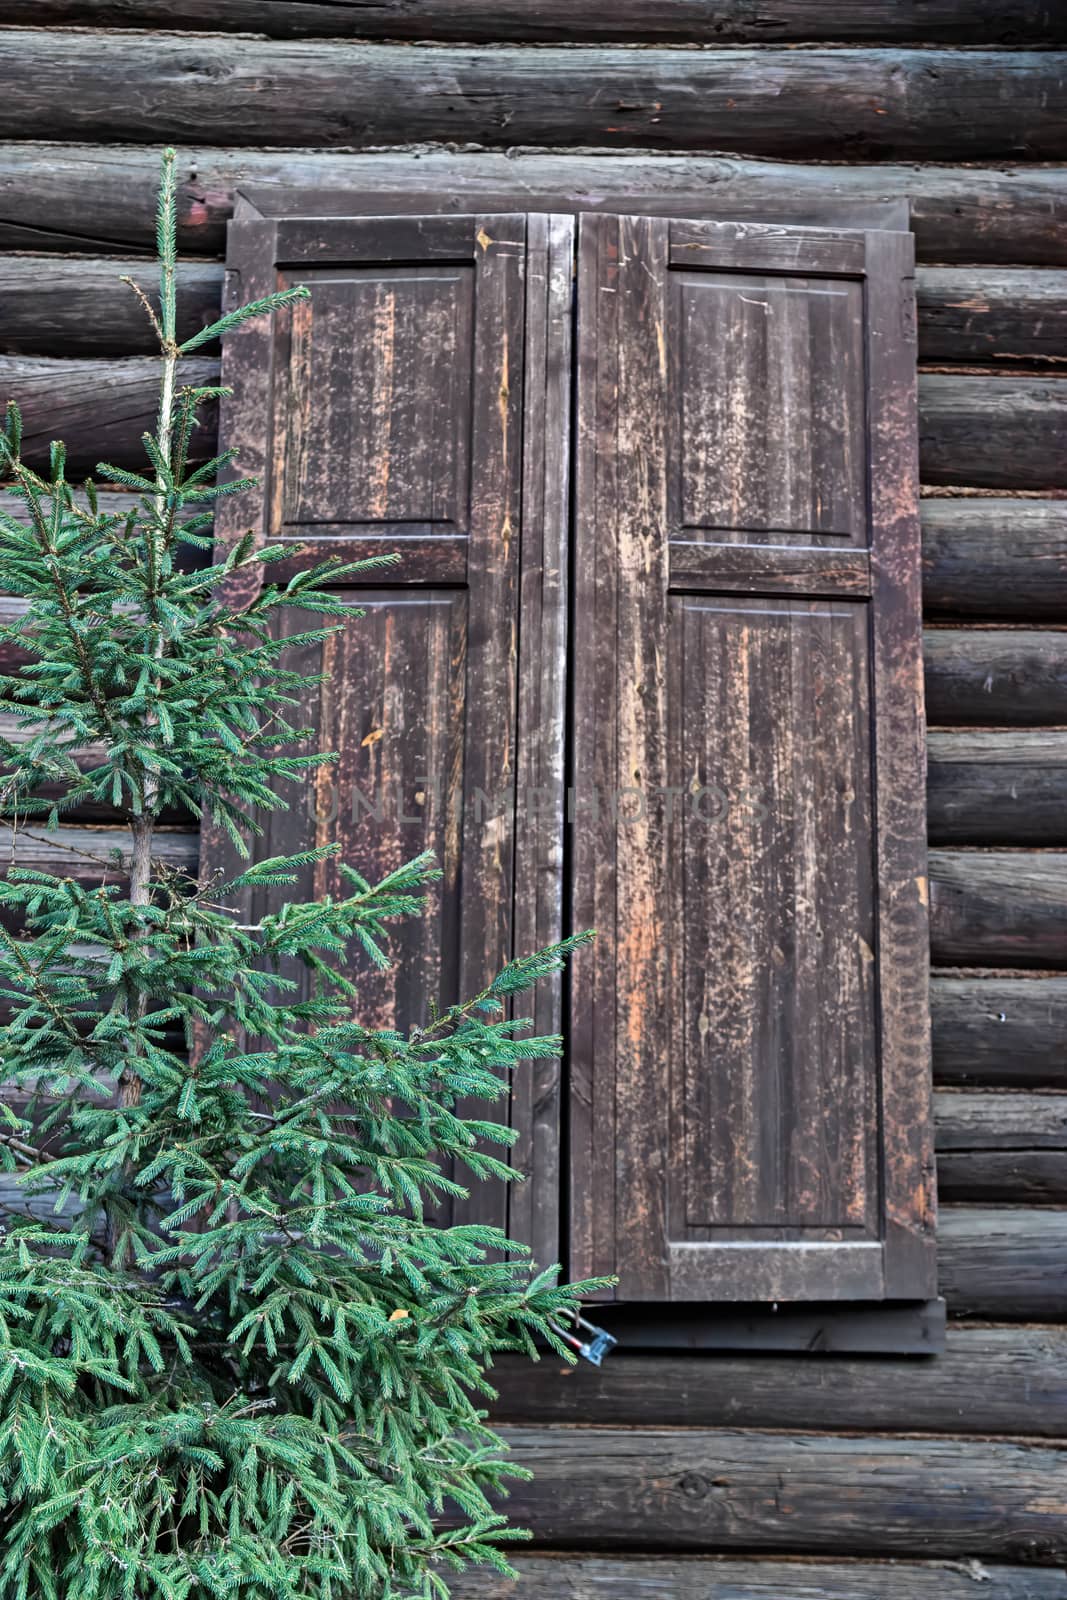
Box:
[0,259,224,359]
[453,1556,1067,1600]
[12,260,1067,370]
[919,375,1067,491]
[0,356,220,477]
[5,358,1055,496]
[935,1090,1067,1202]
[484,1325,1067,1435]
[932,976,1067,1087]
[2,145,1065,265]
[917,269,1067,367]
[12,0,1067,44]
[0,824,198,885]
[930,851,1067,969]
[938,1206,1067,1319]
[924,629,1067,726]
[922,500,1067,620]
[477,1425,1067,1558]
[927,732,1067,846]
[1,39,1065,160]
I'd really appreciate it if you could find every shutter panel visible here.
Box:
[570,215,936,1304]
[213,208,573,1252]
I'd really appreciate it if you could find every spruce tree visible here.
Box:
[0,149,603,1600]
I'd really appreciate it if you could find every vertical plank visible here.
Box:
[508,214,574,1266]
[570,212,621,1289]
[865,227,938,1298]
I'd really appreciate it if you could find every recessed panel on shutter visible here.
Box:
[213,207,574,1253]
[570,215,936,1304]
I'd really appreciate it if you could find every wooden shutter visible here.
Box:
[213,207,574,1255]
[570,215,936,1304]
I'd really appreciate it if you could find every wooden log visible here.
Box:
[0,824,198,886]
[919,376,1067,491]
[11,261,1066,369]
[3,359,1049,493]
[929,851,1067,969]
[932,976,1067,1087]
[484,1325,1067,1436]
[0,36,1065,162]
[938,1206,1067,1320]
[10,0,1067,45]
[2,145,1065,267]
[922,500,1067,621]
[453,1556,1067,1600]
[917,268,1067,367]
[0,356,220,478]
[935,1090,1067,1202]
[0,259,224,359]
[478,1425,1067,1559]
[927,732,1067,846]
[924,629,1067,726]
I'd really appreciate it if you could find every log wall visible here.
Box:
[1,8,1065,1595]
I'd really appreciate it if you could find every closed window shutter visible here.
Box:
[211,207,572,1253]
[569,215,936,1304]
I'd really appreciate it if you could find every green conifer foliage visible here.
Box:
[0,150,604,1600]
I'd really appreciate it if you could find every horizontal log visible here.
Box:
[10,261,1064,370]
[924,629,1067,726]
[11,0,1067,45]
[485,1325,1067,1436]
[935,1090,1067,1201]
[927,732,1067,846]
[0,259,223,360]
[1,36,1065,162]
[481,1425,1067,1559]
[0,714,190,825]
[0,824,198,886]
[917,268,1067,368]
[922,500,1067,621]
[932,976,1067,1087]
[453,1556,1067,1600]
[938,1205,1067,1319]
[0,357,220,478]
[2,145,1065,267]
[3,358,1050,492]
[919,376,1067,491]
[930,851,1067,969]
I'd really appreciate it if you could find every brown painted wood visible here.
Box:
[474,1426,1067,1559]
[3,146,1065,266]
[930,851,1067,969]
[0,258,224,358]
[932,976,1067,1087]
[570,216,933,1308]
[453,1556,1067,1600]
[922,500,1067,621]
[1,36,1065,161]
[917,268,1067,367]
[927,731,1067,846]
[938,1206,1067,1319]
[13,0,1067,44]
[484,1324,1067,1435]
[0,355,220,478]
[935,1090,1067,1202]
[924,629,1067,726]
[211,205,574,1245]
[507,213,574,1266]
[919,375,1067,491]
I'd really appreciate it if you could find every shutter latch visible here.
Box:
[549,1309,618,1367]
